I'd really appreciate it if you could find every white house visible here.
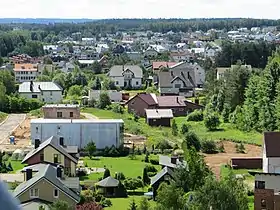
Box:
[19,81,63,103]
[108,65,143,89]
[89,90,122,102]
[14,63,38,83]
[263,132,280,173]
[30,119,124,149]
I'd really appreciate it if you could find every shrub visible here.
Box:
[2,154,9,162]
[145,165,157,173]
[201,140,218,154]
[115,172,126,181]
[100,198,112,208]
[156,140,173,153]
[147,172,157,177]
[110,103,124,114]
[124,178,144,191]
[181,124,191,134]
[218,143,225,153]
[236,143,246,154]
[204,113,221,131]
[144,153,149,163]
[186,110,203,121]
[150,159,159,165]
[103,168,111,179]
[183,131,201,151]
[10,181,19,190]
[143,167,150,185]
[171,119,178,136]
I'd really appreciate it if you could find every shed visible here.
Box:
[145,109,173,127]
[96,176,119,197]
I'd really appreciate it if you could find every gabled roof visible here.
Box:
[157,96,186,107]
[22,136,78,164]
[159,155,188,169]
[151,166,174,186]
[264,132,280,157]
[126,93,158,106]
[108,65,143,78]
[14,164,80,202]
[19,82,63,93]
[145,109,173,119]
[96,176,119,187]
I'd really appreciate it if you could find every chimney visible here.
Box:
[57,166,62,178]
[171,156,178,164]
[59,137,64,146]
[30,81,34,92]
[35,139,40,149]
[176,97,180,104]
[26,169,32,181]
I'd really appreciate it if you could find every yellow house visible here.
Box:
[22,136,78,176]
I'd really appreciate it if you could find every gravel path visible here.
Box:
[0,114,26,144]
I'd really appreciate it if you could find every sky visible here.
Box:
[0,0,279,19]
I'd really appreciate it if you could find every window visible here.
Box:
[175,84,181,88]
[40,153,44,161]
[261,199,266,208]
[70,112,73,118]
[50,91,53,96]
[53,154,61,164]
[53,189,59,198]
[136,81,139,85]
[115,81,119,85]
[30,188,39,198]
[32,95,38,98]
[255,181,265,189]
[57,112,62,118]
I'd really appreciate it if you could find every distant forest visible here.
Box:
[1,18,280,34]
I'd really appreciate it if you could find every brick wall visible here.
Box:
[231,157,262,169]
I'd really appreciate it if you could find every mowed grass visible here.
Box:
[0,112,7,123]
[106,196,156,210]
[80,155,161,181]
[176,117,262,145]
[8,160,26,173]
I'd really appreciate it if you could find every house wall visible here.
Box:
[26,150,44,165]
[43,107,80,119]
[157,106,186,117]
[17,178,78,205]
[147,118,171,127]
[263,145,269,173]
[111,76,124,87]
[254,189,275,210]
[131,78,142,87]
[31,122,123,149]
[44,146,65,167]
[194,65,205,87]
[230,158,262,169]
[255,174,280,192]
[266,157,280,173]
[15,71,38,83]
[20,90,62,103]
[127,96,153,117]
[172,78,184,89]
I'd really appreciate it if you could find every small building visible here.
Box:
[30,119,124,149]
[14,164,80,206]
[96,176,119,197]
[145,109,173,127]
[263,132,280,173]
[42,104,80,119]
[19,81,63,103]
[89,90,122,102]
[14,63,38,83]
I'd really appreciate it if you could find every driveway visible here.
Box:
[0,114,26,144]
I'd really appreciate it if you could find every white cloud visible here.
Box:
[0,0,279,19]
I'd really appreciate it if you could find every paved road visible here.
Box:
[0,114,26,143]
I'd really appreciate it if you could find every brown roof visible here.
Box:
[138,94,157,105]
[264,132,280,157]
[157,96,186,107]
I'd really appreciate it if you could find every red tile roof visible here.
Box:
[152,62,177,70]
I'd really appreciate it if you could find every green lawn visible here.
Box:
[8,160,26,173]
[176,118,262,145]
[80,155,161,182]
[106,196,156,210]
[0,112,7,123]
[248,196,254,210]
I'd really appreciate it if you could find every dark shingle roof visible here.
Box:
[96,176,119,187]
[264,132,280,157]
[22,136,78,164]
[139,94,157,105]
[108,65,143,78]
[151,167,174,186]
[14,164,80,202]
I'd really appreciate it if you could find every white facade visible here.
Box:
[263,143,280,173]
[15,71,38,83]
[255,173,280,192]
[20,90,62,103]
[89,90,122,102]
[194,64,206,87]
[30,119,124,149]
[113,77,142,88]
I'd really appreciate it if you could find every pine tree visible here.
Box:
[142,167,150,185]
[128,199,137,210]
[171,119,178,136]
[103,168,111,179]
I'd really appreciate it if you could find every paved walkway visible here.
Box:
[0,114,26,144]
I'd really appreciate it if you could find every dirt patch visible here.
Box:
[204,141,262,179]
[124,133,146,148]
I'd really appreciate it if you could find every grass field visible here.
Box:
[106,196,156,210]
[82,108,262,146]
[0,112,7,123]
[80,155,161,182]
[8,160,26,173]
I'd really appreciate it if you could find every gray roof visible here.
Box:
[43,104,79,108]
[22,136,78,164]
[19,82,62,93]
[108,65,143,78]
[96,176,119,187]
[21,163,48,172]
[21,201,50,210]
[151,166,174,186]
[14,164,80,202]
[159,155,187,169]
[145,109,173,119]
[31,119,124,124]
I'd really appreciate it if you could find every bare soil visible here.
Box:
[203,141,262,179]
